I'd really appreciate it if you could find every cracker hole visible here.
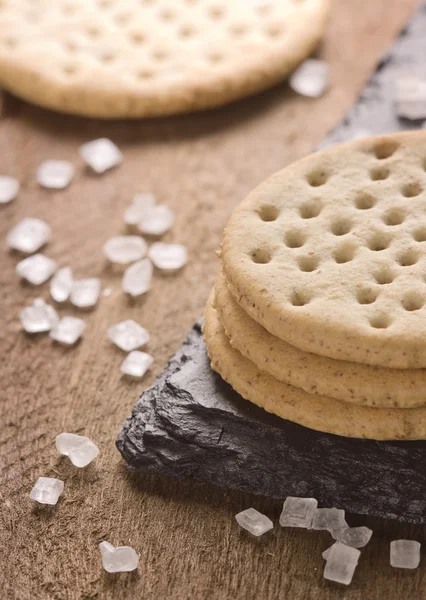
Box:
[299,199,322,219]
[152,49,168,61]
[179,24,195,38]
[401,182,422,198]
[298,256,319,272]
[370,314,391,329]
[258,205,279,222]
[290,291,310,307]
[114,12,131,25]
[331,218,351,236]
[98,0,113,7]
[5,37,18,48]
[86,26,101,38]
[230,23,248,37]
[355,192,376,210]
[370,167,389,181]
[100,51,115,63]
[208,5,225,19]
[266,24,282,38]
[398,249,419,267]
[382,208,405,226]
[402,292,424,312]
[413,227,426,242]
[65,40,77,52]
[62,3,77,15]
[208,51,223,64]
[356,288,378,305]
[130,31,146,44]
[63,64,77,75]
[285,231,305,248]
[333,244,356,264]
[373,140,399,159]
[306,170,328,187]
[251,249,271,264]
[256,4,272,15]
[374,268,395,285]
[367,233,390,252]
[138,69,154,80]
[159,8,175,21]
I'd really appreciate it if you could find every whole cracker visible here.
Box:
[221,131,426,369]
[204,292,426,440]
[215,271,426,408]
[0,0,329,119]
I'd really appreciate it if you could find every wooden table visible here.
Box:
[2,2,425,598]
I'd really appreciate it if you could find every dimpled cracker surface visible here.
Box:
[0,0,329,118]
[221,131,426,369]
[204,292,426,440]
[214,271,426,408]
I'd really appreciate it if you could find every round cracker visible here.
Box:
[204,292,426,440]
[0,0,329,118]
[221,131,426,369]
[215,271,426,408]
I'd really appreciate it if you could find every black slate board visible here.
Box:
[117,4,426,525]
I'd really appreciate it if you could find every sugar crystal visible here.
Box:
[16,254,57,285]
[311,508,347,532]
[108,319,150,352]
[36,160,75,189]
[30,477,64,505]
[323,542,360,585]
[279,496,318,529]
[79,138,122,173]
[148,242,188,271]
[7,218,51,254]
[122,258,153,296]
[99,541,139,573]
[20,298,59,333]
[334,526,373,549]
[138,204,174,236]
[289,59,329,98]
[103,235,147,265]
[0,175,19,204]
[50,316,86,345]
[50,267,73,302]
[121,351,153,378]
[56,432,99,467]
[235,508,273,537]
[71,278,101,308]
[124,193,157,227]
[390,540,421,569]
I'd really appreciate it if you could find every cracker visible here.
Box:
[204,292,426,440]
[214,272,426,408]
[221,131,426,369]
[0,0,329,118]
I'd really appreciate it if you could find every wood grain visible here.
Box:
[1,2,425,598]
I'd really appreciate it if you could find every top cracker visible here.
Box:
[221,131,426,369]
[0,0,329,118]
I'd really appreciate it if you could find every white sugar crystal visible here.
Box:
[16,254,57,285]
[108,319,150,352]
[30,477,64,505]
[50,267,73,302]
[71,278,101,308]
[36,160,75,189]
[279,497,318,528]
[138,204,174,236]
[334,526,373,549]
[121,351,153,378]
[235,508,273,537]
[103,235,147,265]
[99,541,139,573]
[20,298,59,333]
[7,218,51,254]
[79,138,122,173]
[124,193,157,227]
[323,542,360,585]
[311,508,347,532]
[322,546,332,561]
[395,75,426,120]
[390,540,421,569]
[0,175,19,204]
[122,258,153,297]
[50,316,85,345]
[148,242,188,271]
[289,59,329,98]
[55,432,99,467]
[102,288,111,297]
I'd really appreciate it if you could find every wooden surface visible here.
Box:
[1,2,425,598]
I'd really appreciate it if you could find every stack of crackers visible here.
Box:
[204,132,426,440]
